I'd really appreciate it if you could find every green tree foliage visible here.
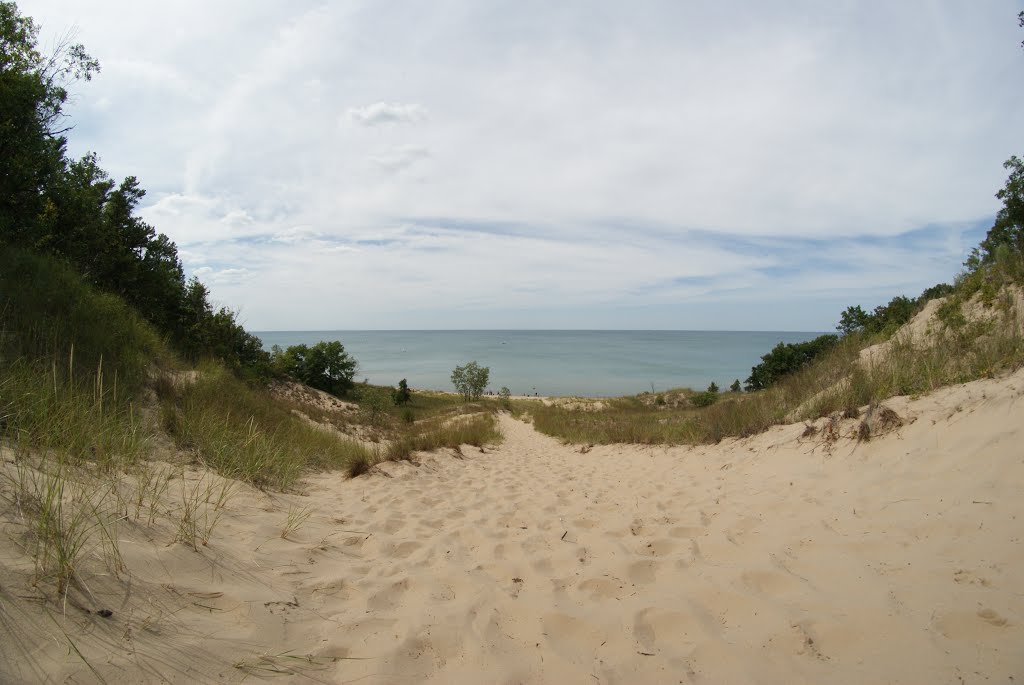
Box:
[0,2,98,242]
[451,361,489,401]
[918,282,954,304]
[272,341,357,397]
[837,305,871,335]
[499,386,512,409]
[746,334,838,391]
[0,3,269,377]
[393,378,411,405]
[966,156,1024,270]
[729,379,742,393]
[707,381,719,393]
[836,296,919,337]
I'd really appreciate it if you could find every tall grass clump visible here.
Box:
[1,355,150,470]
[387,413,503,461]
[0,249,162,470]
[529,402,703,445]
[159,362,374,490]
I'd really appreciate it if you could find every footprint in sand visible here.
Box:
[366,577,412,611]
[932,608,1011,639]
[952,569,992,587]
[641,538,676,557]
[389,540,422,559]
[628,559,660,584]
[634,607,702,651]
[541,612,605,661]
[740,569,801,595]
[577,577,625,601]
[532,557,554,574]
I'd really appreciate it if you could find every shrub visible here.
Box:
[707,382,719,393]
[746,334,839,391]
[691,391,718,407]
[393,378,412,405]
[359,387,393,427]
[499,386,512,410]
[730,379,742,393]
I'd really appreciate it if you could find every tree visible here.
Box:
[746,334,839,391]
[967,156,1024,269]
[837,305,870,335]
[274,341,357,396]
[393,378,411,405]
[0,3,270,378]
[0,1,99,241]
[837,296,918,337]
[707,381,719,393]
[730,379,741,393]
[451,361,489,401]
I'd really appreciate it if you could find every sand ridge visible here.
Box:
[2,370,1023,683]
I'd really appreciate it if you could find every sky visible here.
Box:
[22,0,1024,331]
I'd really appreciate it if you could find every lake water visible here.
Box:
[254,330,826,397]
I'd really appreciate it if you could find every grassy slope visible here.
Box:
[525,263,1024,446]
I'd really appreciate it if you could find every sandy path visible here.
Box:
[3,371,1022,683]
[288,372,1022,684]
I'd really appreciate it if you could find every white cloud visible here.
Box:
[220,209,254,227]
[272,226,321,243]
[370,145,430,173]
[20,0,1022,329]
[346,102,428,126]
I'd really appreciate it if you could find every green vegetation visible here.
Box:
[451,361,490,400]
[0,1,268,376]
[271,341,357,396]
[745,334,839,391]
[387,414,502,461]
[393,378,412,405]
[158,363,374,490]
[691,391,718,407]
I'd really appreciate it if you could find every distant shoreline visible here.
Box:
[256,329,830,398]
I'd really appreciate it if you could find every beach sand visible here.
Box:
[2,369,1023,683]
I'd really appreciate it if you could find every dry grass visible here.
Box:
[386,413,503,461]
[158,362,375,490]
[525,296,1023,447]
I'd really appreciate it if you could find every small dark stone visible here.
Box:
[96,609,113,618]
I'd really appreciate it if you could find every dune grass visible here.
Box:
[525,296,1024,447]
[386,413,503,461]
[158,362,376,490]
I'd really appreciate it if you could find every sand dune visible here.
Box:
[3,369,1023,683]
